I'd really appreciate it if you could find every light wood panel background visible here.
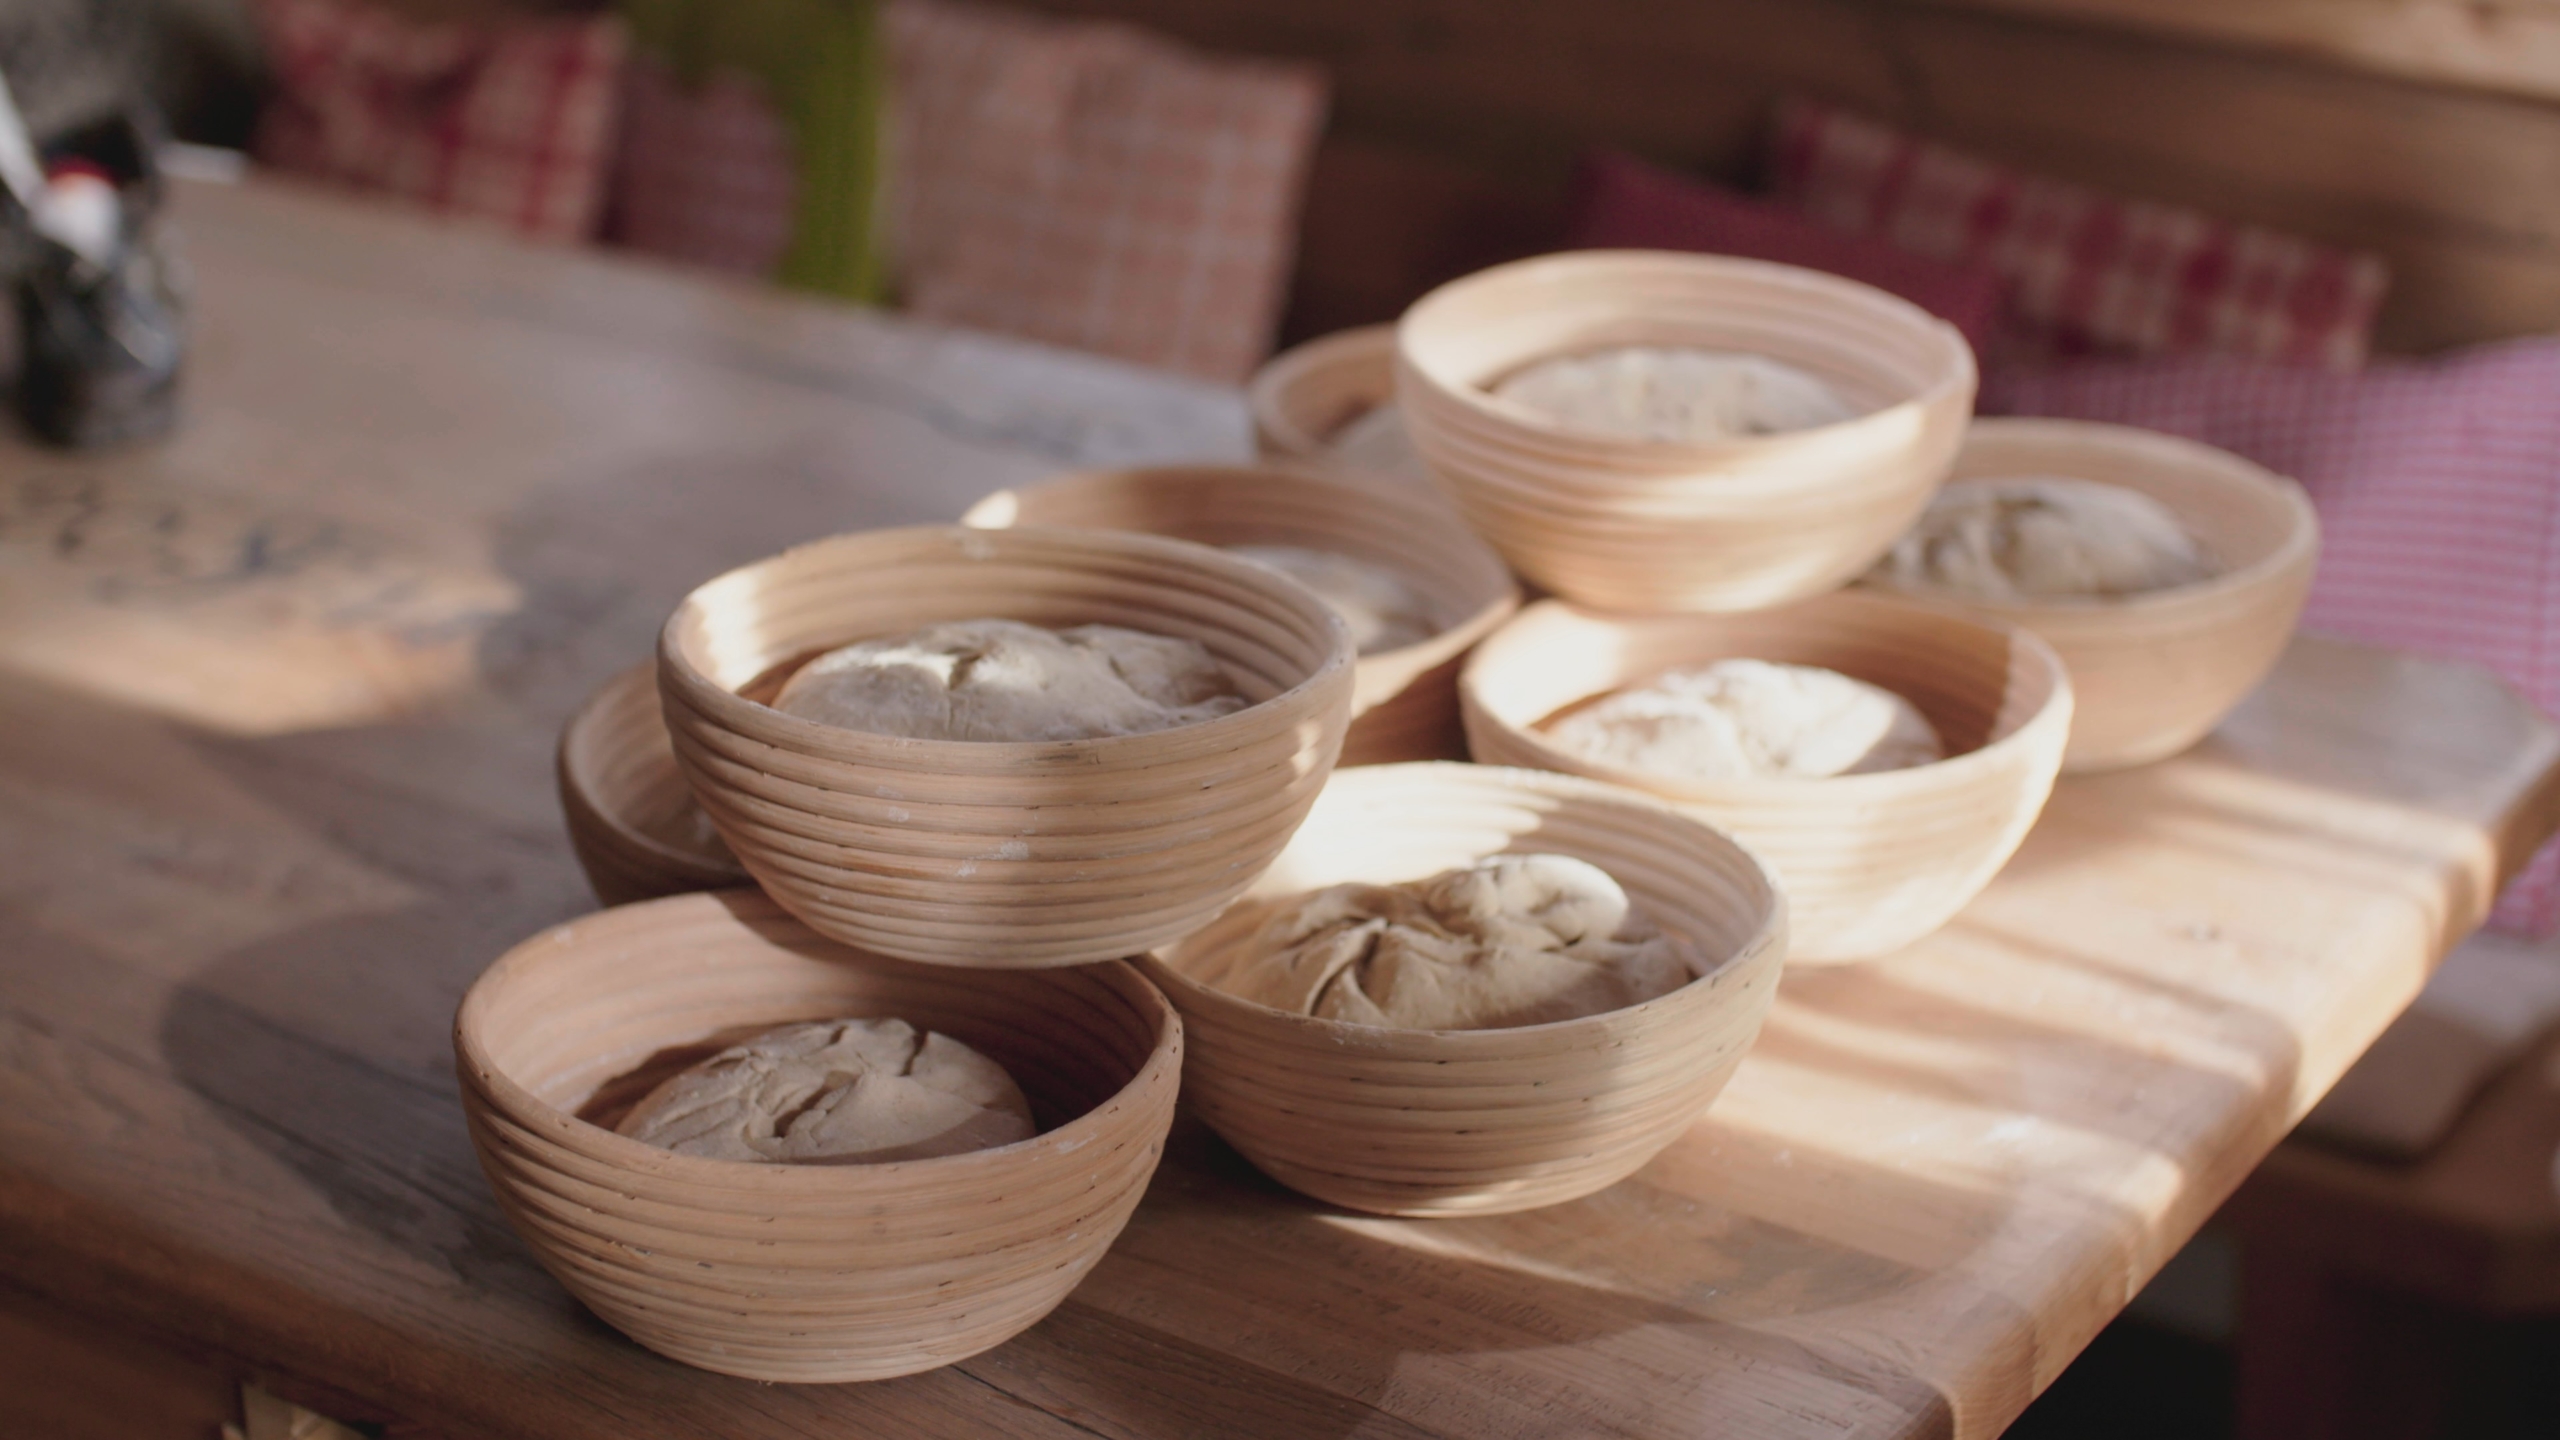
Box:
[995,0,2560,354]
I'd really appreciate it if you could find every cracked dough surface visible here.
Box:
[616,1018,1035,1165]
[1492,346,1856,442]
[1877,476,2218,601]
[1545,658,1944,782]
[772,618,1245,741]
[1218,854,1695,1030]
[1229,544,1436,655]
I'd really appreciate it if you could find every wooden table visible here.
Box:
[4,178,2558,1440]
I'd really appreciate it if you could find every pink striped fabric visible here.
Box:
[251,0,625,244]
[884,0,1327,382]
[603,56,798,276]
[1769,98,2389,370]
[1987,343,2560,933]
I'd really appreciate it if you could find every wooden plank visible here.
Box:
[1028,0,2560,351]
[1909,0,2560,105]
[2,178,2556,1440]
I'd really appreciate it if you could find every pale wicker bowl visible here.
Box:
[455,889,1181,1383]
[1246,324,1401,466]
[1395,250,1977,611]
[1863,418,2320,772]
[1137,762,1785,1217]
[962,465,1520,765]
[658,525,1356,968]
[1462,592,2070,964]
[558,661,749,906]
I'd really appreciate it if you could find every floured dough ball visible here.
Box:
[1218,854,1695,1030]
[772,618,1245,741]
[616,1018,1035,1165]
[1545,658,1943,782]
[1229,544,1437,655]
[1330,401,1430,481]
[1876,476,2218,602]
[1493,347,1857,443]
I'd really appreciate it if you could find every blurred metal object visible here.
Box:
[3,97,187,448]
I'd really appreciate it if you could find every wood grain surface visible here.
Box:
[3,178,2558,1440]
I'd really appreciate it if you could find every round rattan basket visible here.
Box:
[1136,762,1785,1216]
[657,525,1356,968]
[558,661,749,906]
[962,465,1520,765]
[1246,324,1403,468]
[1461,592,2070,964]
[1863,418,2319,772]
[455,889,1182,1383]
[1395,250,1977,611]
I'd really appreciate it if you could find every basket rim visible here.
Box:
[1135,761,1789,1045]
[959,464,1524,682]
[1396,249,1979,461]
[1461,592,2077,804]
[558,661,750,882]
[453,888,1186,1190]
[1859,416,2322,619]
[657,523,1356,762]
[1246,324,1398,457]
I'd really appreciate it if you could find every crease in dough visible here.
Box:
[616,1017,1035,1165]
[1544,658,1943,782]
[1492,346,1857,442]
[772,618,1245,741]
[1218,853,1696,1030]
[1228,543,1437,655]
[1877,476,2218,601]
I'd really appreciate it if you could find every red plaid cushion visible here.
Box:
[603,56,797,276]
[1568,149,2007,350]
[1769,99,2388,370]
[884,0,1326,382]
[1987,343,2560,933]
[251,0,625,244]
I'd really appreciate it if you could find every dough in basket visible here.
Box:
[1331,401,1431,481]
[1219,853,1695,1030]
[1876,476,2218,601]
[1229,543,1437,654]
[1493,346,1856,442]
[617,1018,1035,1164]
[1544,658,1943,782]
[772,618,1245,741]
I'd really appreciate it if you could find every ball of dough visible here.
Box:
[1876,476,2219,601]
[772,618,1245,742]
[1492,346,1857,443]
[616,1018,1036,1165]
[1331,401,1430,481]
[1228,544,1437,655]
[1544,658,1943,782]
[1218,853,1696,1030]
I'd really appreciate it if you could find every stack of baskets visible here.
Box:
[476,248,2319,1386]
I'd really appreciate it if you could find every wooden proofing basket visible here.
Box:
[1137,762,1785,1217]
[454,890,1182,1382]
[1864,418,2320,773]
[1246,324,1398,464]
[1395,250,1977,611]
[1462,592,2070,964]
[558,661,749,906]
[658,526,1356,967]
[962,465,1520,765]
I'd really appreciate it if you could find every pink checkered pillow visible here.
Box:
[1569,149,2006,350]
[884,0,1327,382]
[251,0,625,244]
[1768,98,2388,370]
[1987,342,2560,933]
[603,56,797,276]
